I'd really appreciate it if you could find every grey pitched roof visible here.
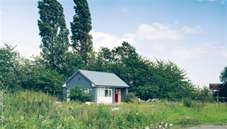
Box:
[67,69,129,87]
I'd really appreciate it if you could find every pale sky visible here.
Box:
[0,0,227,87]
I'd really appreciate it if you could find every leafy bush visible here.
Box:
[0,44,20,91]
[125,92,137,102]
[87,107,112,129]
[70,87,92,102]
[183,98,193,107]
[194,87,214,102]
[126,111,146,128]
[20,61,64,96]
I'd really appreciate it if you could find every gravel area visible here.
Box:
[188,125,227,129]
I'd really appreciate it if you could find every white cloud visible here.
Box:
[181,25,203,34]
[16,45,41,58]
[171,47,208,61]
[91,31,134,51]
[224,52,227,59]
[135,23,183,41]
[91,23,203,51]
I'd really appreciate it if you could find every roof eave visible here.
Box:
[95,85,129,88]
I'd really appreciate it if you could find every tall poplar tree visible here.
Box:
[38,0,69,72]
[71,0,93,65]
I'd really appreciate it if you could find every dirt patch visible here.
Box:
[188,125,227,129]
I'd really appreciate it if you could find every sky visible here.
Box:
[0,0,226,87]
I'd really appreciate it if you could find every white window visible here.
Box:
[104,88,112,97]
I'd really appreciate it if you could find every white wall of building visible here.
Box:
[96,88,113,104]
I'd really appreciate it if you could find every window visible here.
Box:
[83,88,90,94]
[104,88,112,97]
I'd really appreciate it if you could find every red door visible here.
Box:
[115,89,119,103]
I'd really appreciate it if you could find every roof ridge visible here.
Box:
[79,69,115,74]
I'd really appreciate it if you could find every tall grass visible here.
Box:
[1,90,227,129]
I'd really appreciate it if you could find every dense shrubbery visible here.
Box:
[0,45,20,91]
[69,87,92,102]
[0,43,214,101]
[0,45,63,96]
[194,87,214,102]
[20,61,64,95]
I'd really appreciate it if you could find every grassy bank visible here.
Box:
[1,91,227,129]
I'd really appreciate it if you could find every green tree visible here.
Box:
[91,42,149,90]
[91,42,195,100]
[0,44,20,91]
[62,52,84,78]
[220,66,227,83]
[70,0,93,65]
[111,42,150,91]
[149,60,195,100]
[219,67,227,101]
[90,47,114,71]
[194,87,214,102]
[38,0,69,73]
[20,60,63,95]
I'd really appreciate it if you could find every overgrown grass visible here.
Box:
[1,90,227,129]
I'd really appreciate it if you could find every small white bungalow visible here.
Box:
[63,69,129,104]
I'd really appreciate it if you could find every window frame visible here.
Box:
[104,88,112,97]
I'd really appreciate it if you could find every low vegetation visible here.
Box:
[2,91,227,129]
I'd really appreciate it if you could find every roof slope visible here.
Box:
[78,69,129,87]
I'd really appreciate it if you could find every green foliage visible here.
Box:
[149,60,195,100]
[90,42,195,100]
[3,91,227,129]
[62,52,84,77]
[71,0,93,65]
[0,44,63,95]
[183,98,193,107]
[88,107,112,129]
[219,82,227,100]
[194,87,214,102]
[220,66,227,83]
[19,60,64,95]
[177,116,200,126]
[136,84,160,100]
[69,87,92,102]
[219,67,227,101]
[0,44,20,91]
[126,111,146,128]
[38,0,69,73]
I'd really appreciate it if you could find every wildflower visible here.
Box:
[164,123,168,128]
[144,126,150,129]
